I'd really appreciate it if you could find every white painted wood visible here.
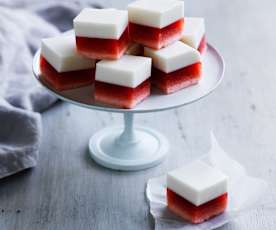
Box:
[1,0,276,229]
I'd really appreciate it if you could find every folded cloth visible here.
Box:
[0,1,100,179]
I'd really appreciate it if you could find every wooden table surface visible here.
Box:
[1,0,276,229]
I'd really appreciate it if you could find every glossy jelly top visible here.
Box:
[181,17,205,49]
[167,161,228,206]
[128,0,184,28]
[73,8,128,39]
[95,55,152,88]
[144,41,201,73]
[41,35,95,72]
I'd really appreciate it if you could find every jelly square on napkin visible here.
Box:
[146,133,268,230]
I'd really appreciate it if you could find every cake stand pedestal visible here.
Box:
[89,113,169,170]
[33,44,224,171]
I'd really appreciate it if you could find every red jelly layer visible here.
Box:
[129,19,184,49]
[94,80,150,109]
[40,56,94,91]
[151,62,202,94]
[167,188,228,224]
[198,35,207,54]
[76,27,129,60]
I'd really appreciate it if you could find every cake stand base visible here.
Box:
[88,114,169,171]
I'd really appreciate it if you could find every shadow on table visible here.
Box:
[0,168,33,201]
[0,168,33,184]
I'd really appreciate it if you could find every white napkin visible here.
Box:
[146,133,269,230]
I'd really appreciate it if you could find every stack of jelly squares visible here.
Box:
[40,0,207,109]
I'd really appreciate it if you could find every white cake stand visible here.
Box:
[32,44,224,171]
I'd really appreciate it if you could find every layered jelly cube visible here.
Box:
[74,8,129,59]
[144,41,202,94]
[128,0,184,49]
[95,55,152,109]
[40,35,95,91]
[167,161,228,224]
[180,17,206,54]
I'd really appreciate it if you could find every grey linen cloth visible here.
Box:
[0,1,99,179]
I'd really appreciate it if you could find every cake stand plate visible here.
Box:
[33,44,224,171]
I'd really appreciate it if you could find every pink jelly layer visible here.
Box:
[198,35,207,54]
[76,27,129,60]
[129,19,184,49]
[94,80,150,109]
[151,62,202,94]
[40,56,94,91]
[167,188,228,224]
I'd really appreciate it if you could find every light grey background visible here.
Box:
[1,0,276,229]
